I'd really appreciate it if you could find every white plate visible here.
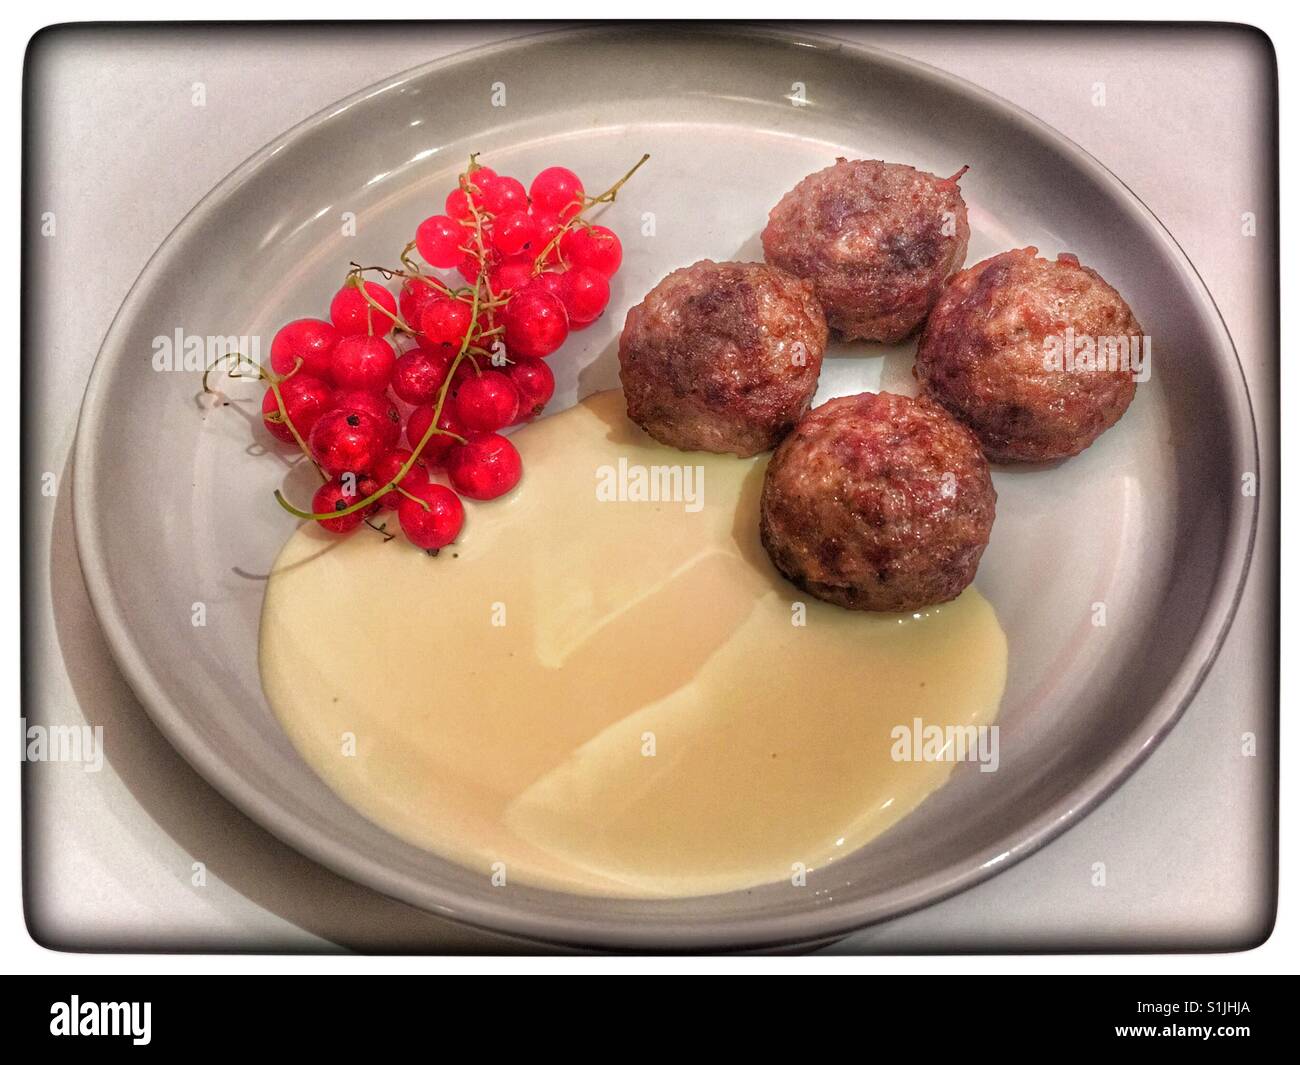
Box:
[73,26,1257,950]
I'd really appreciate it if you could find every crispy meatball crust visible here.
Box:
[761,158,970,343]
[760,392,996,613]
[618,259,828,457]
[915,247,1142,463]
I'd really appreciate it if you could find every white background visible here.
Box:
[3,2,1294,973]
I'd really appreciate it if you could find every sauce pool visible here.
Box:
[259,390,1007,898]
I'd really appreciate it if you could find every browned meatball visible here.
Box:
[915,247,1143,463]
[761,158,970,342]
[759,392,996,613]
[618,260,827,457]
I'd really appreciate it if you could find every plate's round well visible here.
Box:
[73,26,1257,950]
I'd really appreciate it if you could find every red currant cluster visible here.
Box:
[228,153,647,553]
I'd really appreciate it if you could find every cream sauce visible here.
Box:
[260,390,1006,898]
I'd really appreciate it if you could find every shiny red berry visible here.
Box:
[355,476,384,516]
[405,403,465,467]
[530,167,585,218]
[398,481,465,551]
[261,374,333,444]
[330,281,398,336]
[457,250,496,284]
[391,349,453,406]
[526,271,568,302]
[560,224,622,277]
[332,389,401,449]
[313,478,367,534]
[481,174,528,215]
[458,166,497,207]
[370,448,429,510]
[445,187,472,221]
[488,257,535,297]
[502,288,568,358]
[415,214,466,270]
[447,357,480,398]
[420,297,474,350]
[400,277,448,328]
[454,370,520,432]
[309,408,386,477]
[447,432,523,500]
[330,335,396,393]
[560,266,611,324]
[492,211,541,257]
[269,319,338,379]
[530,212,565,266]
[503,357,555,423]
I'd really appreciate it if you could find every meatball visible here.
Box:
[761,158,970,342]
[759,392,996,613]
[914,247,1142,463]
[618,260,827,457]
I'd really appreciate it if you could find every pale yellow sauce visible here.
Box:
[260,391,1007,898]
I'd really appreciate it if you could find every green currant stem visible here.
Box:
[394,483,427,509]
[348,271,415,336]
[584,152,650,208]
[532,153,650,274]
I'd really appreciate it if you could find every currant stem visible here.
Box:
[394,483,428,509]
[531,153,650,273]
[204,352,324,480]
[348,270,415,336]
[585,152,650,208]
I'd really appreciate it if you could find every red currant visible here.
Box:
[370,448,428,509]
[405,402,466,467]
[491,211,541,257]
[390,349,452,406]
[503,357,555,423]
[458,166,497,206]
[313,478,366,534]
[447,432,523,500]
[443,168,497,224]
[269,319,338,379]
[400,277,448,328]
[420,296,474,350]
[447,356,480,397]
[261,374,333,444]
[330,335,396,393]
[415,214,466,270]
[309,409,386,477]
[356,478,379,517]
[561,224,622,277]
[330,280,399,336]
[457,250,496,284]
[527,271,568,301]
[454,370,520,432]
[530,167,585,218]
[397,481,465,551]
[481,174,528,215]
[445,187,472,221]
[332,389,401,449]
[502,288,569,358]
[530,212,565,266]
[560,266,611,324]
[355,476,384,516]
[488,257,535,296]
